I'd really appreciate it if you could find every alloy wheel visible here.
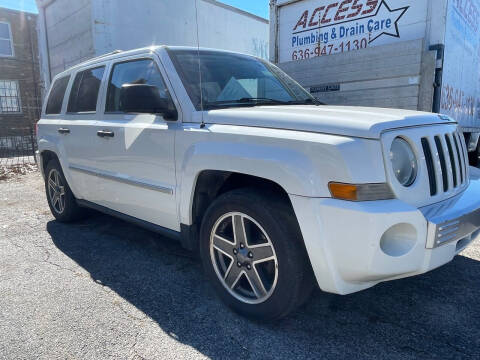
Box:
[48,169,66,214]
[210,212,278,304]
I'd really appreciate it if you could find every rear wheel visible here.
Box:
[199,188,314,320]
[44,159,84,222]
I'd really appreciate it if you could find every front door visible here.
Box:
[88,57,179,231]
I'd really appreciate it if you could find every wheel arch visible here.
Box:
[39,150,59,175]
[180,169,298,252]
[37,143,78,197]
[192,170,293,223]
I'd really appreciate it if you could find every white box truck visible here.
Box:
[36,0,269,88]
[270,0,480,164]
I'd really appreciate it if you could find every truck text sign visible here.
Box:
[279,0,427,63]
[441,0,480,128]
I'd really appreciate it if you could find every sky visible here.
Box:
[0,0,269,19]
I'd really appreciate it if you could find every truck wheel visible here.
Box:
[44,159,84,222]
[199,188,314,320]
[469,142,480,167]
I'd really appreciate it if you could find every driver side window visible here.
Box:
[105,58,172,113]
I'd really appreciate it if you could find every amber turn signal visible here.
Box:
[328,182,395,202]
[328,183,358,201]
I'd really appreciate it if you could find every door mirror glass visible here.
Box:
[119,84,177,120]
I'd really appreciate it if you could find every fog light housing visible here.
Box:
[380,223,417,257]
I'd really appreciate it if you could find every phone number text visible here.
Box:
[291,38,368,60]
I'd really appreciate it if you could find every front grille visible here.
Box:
[421,131,468,196]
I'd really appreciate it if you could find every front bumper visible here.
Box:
[290,169,480,295]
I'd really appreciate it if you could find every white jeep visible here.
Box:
[37,46,480,320]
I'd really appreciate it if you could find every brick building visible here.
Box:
[0,7,41,135]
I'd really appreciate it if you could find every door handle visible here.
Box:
[97,130,114,138]
[58,128,70,134]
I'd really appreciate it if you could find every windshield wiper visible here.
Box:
[205,98,288,106]
[237,97,289,104]
[287,98,324,106]
[204,97,323,109]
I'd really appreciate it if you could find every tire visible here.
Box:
[468,143,480,167]
[199,188,315,320]
[44,158,85,222]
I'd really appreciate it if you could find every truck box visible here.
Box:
[36,0,269,88]
[270,0,480,159]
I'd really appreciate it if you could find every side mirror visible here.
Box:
[119,84,177,120]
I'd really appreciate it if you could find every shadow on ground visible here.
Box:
[47,214,480,359]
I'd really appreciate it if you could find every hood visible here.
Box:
[204,105,456,139]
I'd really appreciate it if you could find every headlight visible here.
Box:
[390,137,417,187]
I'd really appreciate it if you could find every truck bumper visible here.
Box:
[290,170,480,295]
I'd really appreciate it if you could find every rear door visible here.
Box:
[60,65,108,200]
[88,55,180,231]
[40,70,103,200]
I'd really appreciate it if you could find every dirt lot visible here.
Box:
[1,172,480,359]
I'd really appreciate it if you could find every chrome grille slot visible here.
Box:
[421,137,437,196]
[420,130,468,197]
[434,135,449,192]
[444,134,458,187]
[456,131,469,181]
[452,133,464,184]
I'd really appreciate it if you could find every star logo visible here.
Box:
[369,0,409,43]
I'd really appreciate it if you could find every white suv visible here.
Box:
[37,46,480,320]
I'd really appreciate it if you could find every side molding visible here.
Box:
[70,164,174,195]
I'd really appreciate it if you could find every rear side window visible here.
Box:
[67,66,105,113]
[105,59,170,112]
[45,75,70,114]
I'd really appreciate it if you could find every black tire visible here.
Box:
[199,188,315,320]
[468,143,480,167]
[44,158,85,222]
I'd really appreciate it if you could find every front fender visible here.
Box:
[176,125,386,224]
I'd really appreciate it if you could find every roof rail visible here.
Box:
[89,49,123,62]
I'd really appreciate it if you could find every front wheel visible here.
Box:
[469,142,480,167]
[199,188,314,320]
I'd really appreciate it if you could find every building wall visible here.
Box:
[0,8,41,132]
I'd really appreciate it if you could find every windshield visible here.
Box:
[168,49,317,110]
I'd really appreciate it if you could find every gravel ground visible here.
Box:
[1,172,480,359]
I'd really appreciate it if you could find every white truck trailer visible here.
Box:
[35,0,269,88]
[270,0,480,164]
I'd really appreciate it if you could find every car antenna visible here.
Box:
[194,0,206,129]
